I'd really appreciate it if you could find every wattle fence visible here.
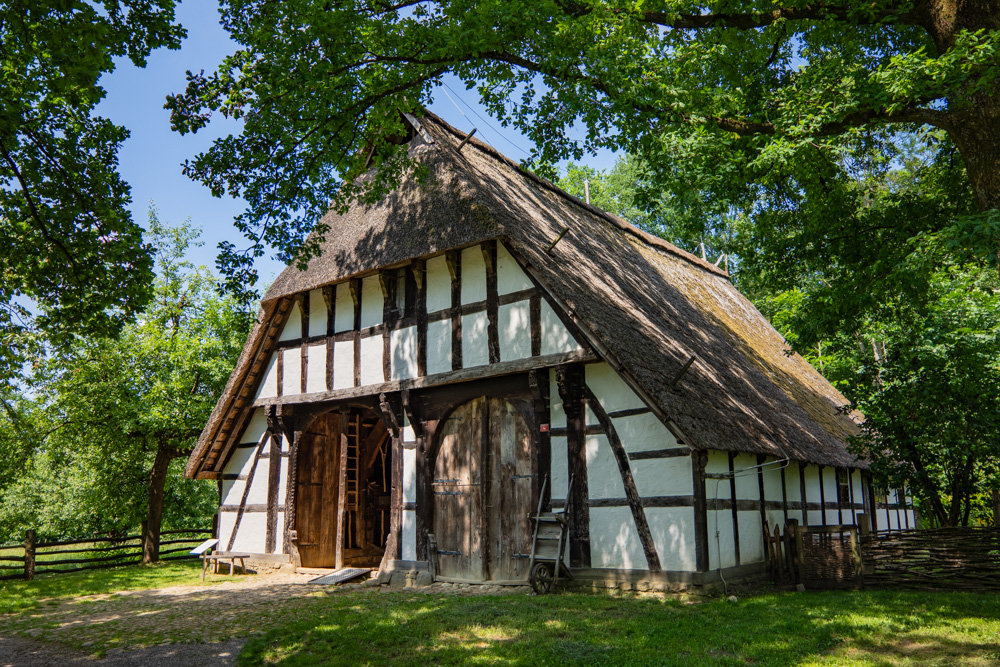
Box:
[0,528,213,581]
[764,520,1000,591]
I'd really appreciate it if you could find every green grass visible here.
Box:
[0,560,210,615]
[239,589,1000,667]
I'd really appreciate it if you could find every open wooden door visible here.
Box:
[296,413,342,568]
[433,396,533,582]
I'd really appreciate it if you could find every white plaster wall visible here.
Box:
[647,507,696,571]
[402,510,417,561]
[306,344,326,393]
[241,409,268,444]
[402,447,417,504]
[360,276,383,328]
[281,348,301,395]
[425,254,451,313]
[550,436,569,501]
[585,363,644,412]
[733,454,759,501]
[585,434,626,500]
[462,311,489,367]
[334,282,354,332]
[548,368,566,428]
[631,457,693,498]
[426,319,452,374]
[227,446,258,479]
[498,301,531,361]
[497,243,532,294]
[460,246,487,304]
[390,326,418,380]
[279,302,302,341]
[615,413,679,453]
[738,511,764,563]
[221,479,242,506]
[402,412,416,444]
[256,354,278,400]
[218,513,237,551]
[332,340,354,389]
[761,460,784,504]
[823,468,840,524]
[785,463,805,523]
[589,506,646,570]
[274,512,285,554]
[359,335,384,385]
[229,512,267,554]
[308,289,327,337]
[278,455,289,503]
[707,509,737,570]
[540,301,578,356]
[802,465,823,526]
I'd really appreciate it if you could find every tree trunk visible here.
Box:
[143,445,174,564]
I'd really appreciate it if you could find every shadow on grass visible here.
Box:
[237,589,1000,667]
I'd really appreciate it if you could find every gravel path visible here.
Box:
[1,636,245,667]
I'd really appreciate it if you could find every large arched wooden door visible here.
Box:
[433,396,534,582]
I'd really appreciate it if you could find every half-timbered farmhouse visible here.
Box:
[186,111,915,588]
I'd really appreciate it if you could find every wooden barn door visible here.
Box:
[295,413,342,568]
[433,396,533,582]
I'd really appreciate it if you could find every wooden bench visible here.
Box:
[190,539,250,581]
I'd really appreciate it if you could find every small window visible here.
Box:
[837,469,851,504]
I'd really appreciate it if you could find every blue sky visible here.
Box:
[98,2,617,287]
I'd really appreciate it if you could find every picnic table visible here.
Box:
[190,539,250,580]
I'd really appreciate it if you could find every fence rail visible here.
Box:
[0,528,213,581]
[860,526,1000,591]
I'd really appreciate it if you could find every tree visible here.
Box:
[0,1,184,385]
[0,211,251,556]
[168,0,1000,295]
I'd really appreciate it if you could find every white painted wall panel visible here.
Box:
[647,507,697,571]
[333,340,354,389]
[403,447,417,504]
[306,344,327,393]
[460,246,487,304]
[256,354,278,399]
[707,509,737,570]
[705,450,729,481]
[498,301,531,361]
[631,457,693,498]
[585,363,644,413]
[585,434,625,500]
[549,368,566,428]
[230,513,267,554]
[402,510,416,561]
[733,454,759,500]
[219,513,236,552]
[390,326,418,380]
[282,348,301,395]
[402,412,416,444]
[550,435,569,501]
[738,511,765,563]
[244,459,271,505]
[785,463,805,523]
[359,335,384,385]
[360,276,383,328]
[335,282,354,333]
[425,254,451,313]
[278,302,302,341]
[241,409,268,443]
[589,506,646,570]
[308,289,327,337]
[221,479,243,506]
[762,460,784,502]
[497,242,533,294]
[462,311,489,367]
[274,512,285,554]
[426,319,451,374]
[616,413,678,453]
[227,446,257,478]
[540,301,578,356]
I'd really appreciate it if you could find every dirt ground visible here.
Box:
[0,572,534,666]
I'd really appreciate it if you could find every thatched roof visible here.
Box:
[188,111,862,478]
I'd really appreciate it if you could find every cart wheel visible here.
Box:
[530,562,554,594]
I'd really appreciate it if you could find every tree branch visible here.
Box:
[637,3,921,30]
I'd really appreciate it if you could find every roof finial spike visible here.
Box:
[584,179,591,205]
[699,242,707,261]
[456,128,478,152]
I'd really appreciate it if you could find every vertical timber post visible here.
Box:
[24,529,35,581]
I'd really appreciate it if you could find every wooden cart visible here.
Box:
[527,476,573,594]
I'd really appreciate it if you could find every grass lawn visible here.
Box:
[239,588,1000,667]
[0,559,212,615]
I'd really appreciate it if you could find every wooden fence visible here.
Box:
[860,526,1000,591]
[0,528,213,582]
